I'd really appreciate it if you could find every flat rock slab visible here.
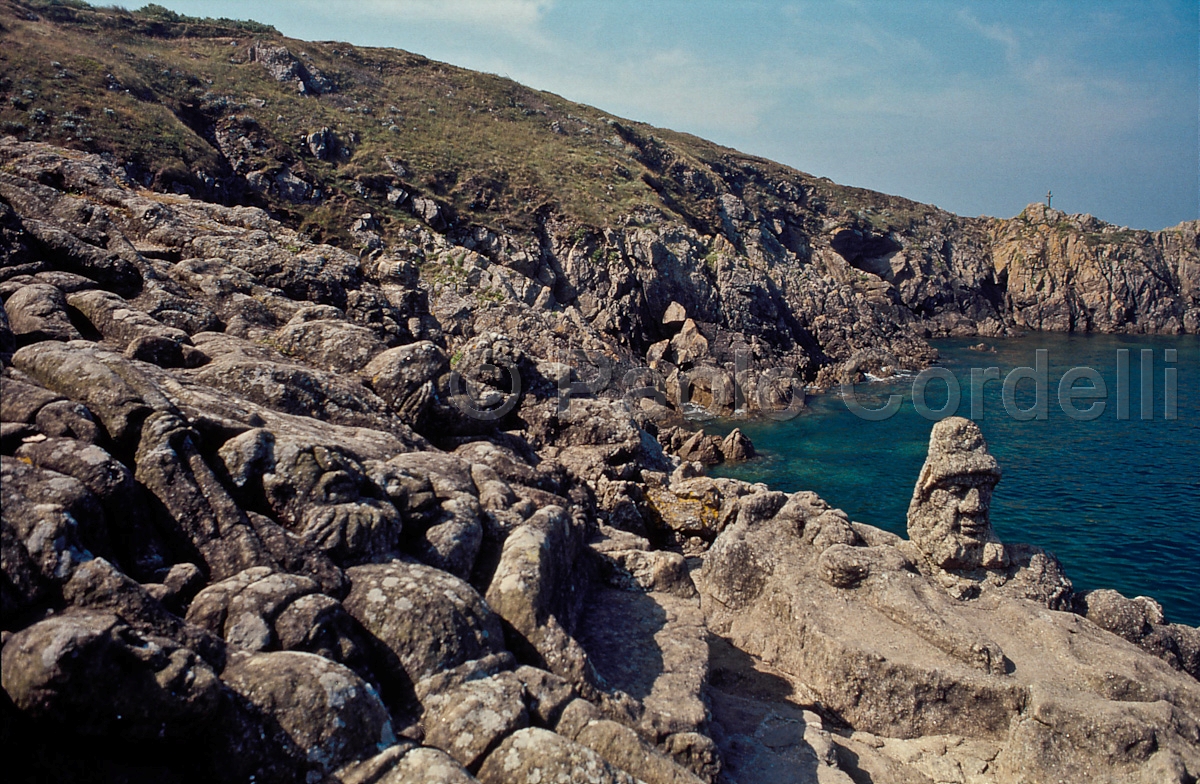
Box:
[699,513,1200,783]
[577,587,709,738]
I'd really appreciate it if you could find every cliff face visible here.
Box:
[991,204,1199,334]
[0,0,1195,402]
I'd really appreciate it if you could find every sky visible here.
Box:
[144,1,1197,231]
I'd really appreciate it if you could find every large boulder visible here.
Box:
[363,341,449,431]
[186,567,379,686]
[66,289,190,352]
[0,372,63,424]
[485,506,594,685]
[1,611,221,739]
[61,557,224,667]
[12,341,173,445]
[4,283,81,342]
[675,431,723,466]
[643,474,750,553]
[477,727,638,784]
[31,399,102,442]
[15,437,168,580]
[1077,589,1200,679]
[195,353,409,437]
[422,670,529,769]
[381,451,489,579]
[1,455,105,619]
[169,256,292,331]
[218,651,397,784]
[571,718,707,784]
[720,428,755,462]
[249,42,335,95]
[343,560,506,696]
[5,210,141,293]
[413,494,484,580]
[275,312,387,373]
[577,585,710,740]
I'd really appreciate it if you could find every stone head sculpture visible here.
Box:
[907,417,1003,572]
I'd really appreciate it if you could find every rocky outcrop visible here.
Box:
[697,423,1200,783]
[2,610,221,738]
[1076,588,1200,679]
[992,204,1199,334]
[0,139,714,784]
[249,42,335,95]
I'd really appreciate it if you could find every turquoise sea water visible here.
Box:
[708,333,1200,627]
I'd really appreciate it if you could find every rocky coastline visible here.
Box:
[2,4,1199,783]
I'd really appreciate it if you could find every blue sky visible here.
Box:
[146,1,1197,230]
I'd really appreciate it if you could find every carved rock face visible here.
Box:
[912,475,999,570]
[907,417,1003,572]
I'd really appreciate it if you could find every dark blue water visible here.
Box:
[708,333,1200,627]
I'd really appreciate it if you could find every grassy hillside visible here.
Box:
[0,0,942,249]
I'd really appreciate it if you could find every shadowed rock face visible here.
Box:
[906,417,1004,573]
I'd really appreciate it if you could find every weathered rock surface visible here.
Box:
[697,425,1200,783]
[337,746,478,784]
[2,454,103,617]
[578,586,710,740]
[476,727,638,784]
[219,430,406,566]
[250,41,335,95]
[421,670,529,769]
[2,610,221,739]
[218,650,396,784]
[4,283,81,342]
[343,560,505,694]
[364,341,449,431]
[571,717,708,784]
[135,410,279,580]
[1076,588,1200,679]
[185,567,376,682]
[485,506,594,685]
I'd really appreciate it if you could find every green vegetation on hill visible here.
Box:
[0,0,949,249]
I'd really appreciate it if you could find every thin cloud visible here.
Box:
[293,0,555,36]
[956,9,1020,63]
[490,42,784,138]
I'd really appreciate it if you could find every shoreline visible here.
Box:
[700,333,1199,627]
